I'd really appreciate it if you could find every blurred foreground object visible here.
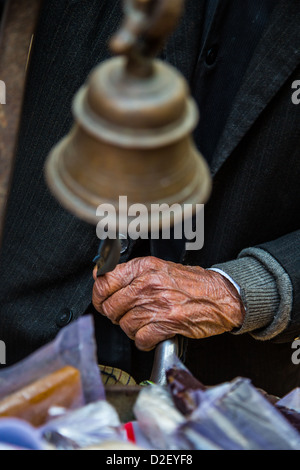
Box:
[0,0,43,246]
[0,366,83,427]
[44,0,212,230]
[44,0,212,389]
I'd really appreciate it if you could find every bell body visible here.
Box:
[45,57,212,230]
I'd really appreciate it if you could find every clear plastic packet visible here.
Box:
[0,418,48,450]
[0,365,85,426]
[275,388,300,432]
[179,378,300,450]
[165,354,206,416]
[133,383,186,450]
[123,421,156,449]
[133,382,223,450]
[165,356,300,450]
[277,388,300,413]
[0,315,105,405]
[40,400,125,450]
[173,422,223,450]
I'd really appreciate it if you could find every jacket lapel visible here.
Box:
[210,0,300,176]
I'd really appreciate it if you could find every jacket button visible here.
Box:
[56,309,73,327]
[206,45,218,66]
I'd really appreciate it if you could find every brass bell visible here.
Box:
[44,0,212,232]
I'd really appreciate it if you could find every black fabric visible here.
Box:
[0,0,299,396]
[0,0,124,365]
[185,332,300,398]
[0,0,5,17]
[181,0,300,395]
[192,0,278,163]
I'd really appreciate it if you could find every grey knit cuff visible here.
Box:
[211,247,293,341]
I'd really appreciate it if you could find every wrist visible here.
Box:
[207,269,246,329]
[208,268,241,295]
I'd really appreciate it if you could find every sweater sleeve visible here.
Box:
[210,243,295,341]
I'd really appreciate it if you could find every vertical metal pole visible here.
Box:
[150,337,179,385]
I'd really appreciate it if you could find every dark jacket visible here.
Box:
[0,0,299,396]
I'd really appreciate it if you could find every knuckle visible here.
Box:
[93,280,104,298]
[140,256,161,270]
[119,317,135,339]
[135,329,151,351]
[101,299,117,321]
[147,256,163,268]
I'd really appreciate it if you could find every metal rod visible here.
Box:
[149,336,179,385]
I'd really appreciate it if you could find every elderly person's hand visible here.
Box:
[92,257,245,351]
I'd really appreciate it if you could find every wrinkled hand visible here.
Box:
[92,257,245,351]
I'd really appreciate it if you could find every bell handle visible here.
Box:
[109,0,184,77]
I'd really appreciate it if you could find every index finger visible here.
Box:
[92,256,161,305]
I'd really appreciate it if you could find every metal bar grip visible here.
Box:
[149,337,179,386]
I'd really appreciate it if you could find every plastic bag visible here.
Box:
[40,401,125,450]
[165,356,300,450]
[275,388,300,432]
[0,418,48,450]
[0,315,105,405]
[165,354,206,416]
[277,388,300,413]
[178,378,300,450]
[0,365,85,426]
[133,384,184,450]
[133,384,186,450]
[133,381,222,450]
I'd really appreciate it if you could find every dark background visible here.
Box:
[0,1,5,23]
